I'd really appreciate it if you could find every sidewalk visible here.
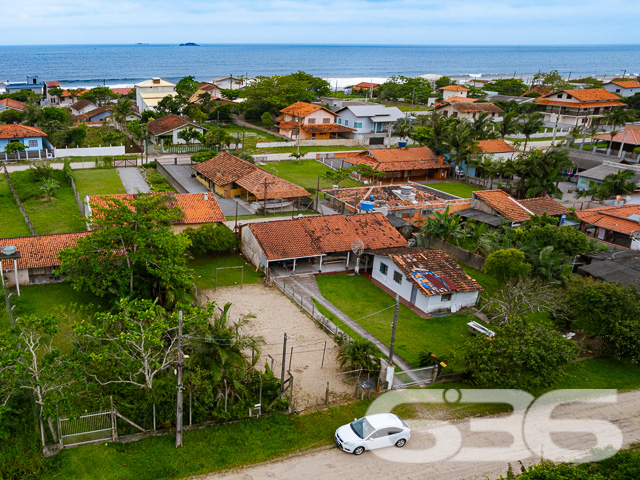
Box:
[285,274,418,377]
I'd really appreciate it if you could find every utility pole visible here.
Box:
[262,177,275,217]
[296,113,301,157]
[388,296,399,366]
[280,332,288,392]
[175,310,184,448]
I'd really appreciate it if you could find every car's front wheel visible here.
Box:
[353,446,364,455]
[395,439,406,448]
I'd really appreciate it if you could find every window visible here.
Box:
[337,118,342,124]
[441,293,452,302]
[393,271,403,284]
[307,118,316,124]
[558,94,564,99]
[27,140,37,147]
[323,118,330,124]
[354,122,363,128]
[379,262,388,275]
[311,134,316,140]
[344,120,349,126]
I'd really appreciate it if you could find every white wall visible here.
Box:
[241,227,267,269]
[55,145,126,157]
[372,255,413,299]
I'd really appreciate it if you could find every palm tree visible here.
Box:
[583,123,600,151]
[602,107,635,155]
[393,118,413,141]
[497,111,520,139]
[337,337,377,372]
[471,112,496,140]
[524,149,574,198]
[496,158,516,188]
[590,169,637,201]
[39,178,60,200]
[445,123,476,170]
[566,125,583,148]
[420,206,464,244]
[518,113,545,152]
[411,116,450,156]
[114,97,133,128]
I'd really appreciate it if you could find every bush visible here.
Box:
[484,249,532,284]
[191,151,217,163]
[29,162,53,182]
[183,224,238,256]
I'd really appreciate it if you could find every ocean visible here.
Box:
[0,44,638,89]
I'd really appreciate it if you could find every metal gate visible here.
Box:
[392,365,437,389]
[60,411,113,447]
[113,158,137,168]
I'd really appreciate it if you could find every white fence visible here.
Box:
[254,150,359,163]
[256,139,364,148]
[55,145,126,157]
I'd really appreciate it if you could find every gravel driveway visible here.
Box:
[117,168,150,193]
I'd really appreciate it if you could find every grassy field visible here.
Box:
[426,182,482,198]
[255,145,363,155]
[189,253,263,290]
[316,274,473,366]
[0,177,31,238]
[459,263,498,297]
[261,160,362,193]
[73,168,126,199]
[559,358,640,391]
[10,170,87,234]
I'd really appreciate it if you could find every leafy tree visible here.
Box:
[56,194,193,305]
[29,161,53,182]
[204,126,234,150]
[3,142,26,154]
[521,219,595,258]
[420,206,464,244]
[323,167,353,185]
[175,75,199,100]
[532,70,572,91]
[237,152,255,163]
[210,103,233,123]
[484,78,528,96]
[81,86,116,105]
[48,87,64,98]
[0,90,41,103]
[484,249,532,284]
[220,89,241,100]
[260,111,275,128]
[177,126,202,146]
[518,112,545,152]
[66,124,87,147]
[156,95,184,116]
[458,318,578,391]
[39,106,70,134]
[127,119,143,141]
[378,76,433,104]
[625,92,640,110]
[435,76,454,89]
[0,108,24,124]
[482,278,560,324]
[573,76,604,89]
[351,164,385,184]
[337,337,377,372]
[183,224,237,255]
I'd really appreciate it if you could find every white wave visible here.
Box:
[323,76,390,90]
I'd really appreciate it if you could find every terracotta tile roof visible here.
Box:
[449,103,503,114]
[0,232,88,271]
[543,88,621,102]
[343,147,445,173]
[0,98,25,111]
[111,88,133,95]
[61,89,89,98]
[146,114,203,136]
[475,139,516,153]
[87,193,226,224]
[517,197,570,217]
[536,99,625,109]
[440,85,469,91]
[594,125,640,146]
[301,124,356,133]
[473,190,533,222]
[352,82,380,91]
[193,152,309,200]
[609,80,640,89]
[372,247,482,296]
[370,147,438,164]
[444,96,477,103]
[70,99,95,112]
[341,153,380,168]
[278,121,299,130]
[523,84,554,96]
[0,124,47,140]
[248,213,407,261]
[45,81,60,87]
[76,104,114,120]
[576,205,640,235]
[280,101,336,118]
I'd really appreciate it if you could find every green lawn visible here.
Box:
[316,274,473,366]
[0,177,31,238]
[255,145,363,155]
[73,169,126,199]
[558,358,640,391]
[142,167,176,192]
[459,263,498,297]
[426,182,482,199]
[189,253,263,289]
[261,160,362,194]
[10,171,87,234]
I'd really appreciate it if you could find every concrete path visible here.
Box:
[117,168,150,193]
[161,165,208,193]
[286,275,417,376]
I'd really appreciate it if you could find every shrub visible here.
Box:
[191,151,217,163]
[183,224,238,256]
[484,249,532,284]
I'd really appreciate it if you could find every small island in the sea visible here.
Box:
[179,42,200,46]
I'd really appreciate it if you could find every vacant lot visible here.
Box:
[202,284,352,406]
[261,160,361,194]
[73,168,125,199]
[427,182,482,198]
[0,177,30,238]
[190,253,263,289]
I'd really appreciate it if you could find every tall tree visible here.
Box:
[518,112,545,152]
[114,97,133,127]
[497,111,520,139]
[602,107,635,154]
[175,75,200,101]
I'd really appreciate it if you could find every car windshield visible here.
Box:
[350,417,375,439]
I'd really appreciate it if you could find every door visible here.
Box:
[410,285,418,304]
[366,428,394,450]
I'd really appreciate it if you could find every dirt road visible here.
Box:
[199,389,640,480]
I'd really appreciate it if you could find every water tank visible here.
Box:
[360,200,375,211]
[398,141,407,148]
[369,195,374,201]
[1,246,16,256]
[400,185,413,196]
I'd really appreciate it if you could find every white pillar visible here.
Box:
[13,259,19,296]
[292,258,296,272]
[319,256,323,273]
[346,251,350,268]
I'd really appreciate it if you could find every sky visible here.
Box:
[2,0,640,46]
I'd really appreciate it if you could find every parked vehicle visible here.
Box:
[334,413,410,455]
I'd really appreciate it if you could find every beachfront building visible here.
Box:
[335,104,405,145]
[145,114,204,145]
[0,125,55,159]
[339,146,452,184]
[135,78,176,112]
[604,80,640,98]
[535,88,625,127]
[4,76,46,97]
[59,89,89,107]
[435,102,503,121]
[439,85,469,101]
[277,101,355,141]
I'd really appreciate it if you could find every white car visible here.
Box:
[335,413,410,455]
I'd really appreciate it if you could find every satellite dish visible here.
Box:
[351,237,364,256]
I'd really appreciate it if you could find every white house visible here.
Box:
[604,80,640,98]
[70,99,97,116]
[371,247,482,314]
[439,85,469,101]
[134,77,176,112]
[146,114,204,145]
[335,104,405,146]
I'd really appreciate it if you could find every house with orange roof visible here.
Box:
[0,124,55,160]
[462,139,517,177]
[193,152,309,211]
[84,192,226,233]
[146,114,204,146]
[0,98,25,113]
[439,85,469,101]
[434,102,503,121]
[241,212,407,275]
[604,80,640,98]
[337,146,452,184]
[59,89,90,107]
[593,125,640,156]
[345,82,381,95]
[575,204,640,249]
[277,101,356,141]
[0,232,88,286]
[535,88,625,127]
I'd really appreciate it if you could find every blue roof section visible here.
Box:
[410,269,453,295]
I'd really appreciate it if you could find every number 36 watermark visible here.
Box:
[367,389,624,463]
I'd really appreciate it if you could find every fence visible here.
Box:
[55,145,126,157]
[69,177,86,217]
[113,158,137,168]
[424,236,487,270]
[59,411,114,447]
[162,144,231,154]
[392,365,437,388]
[1,149,54,161]
[2,164,36,235]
